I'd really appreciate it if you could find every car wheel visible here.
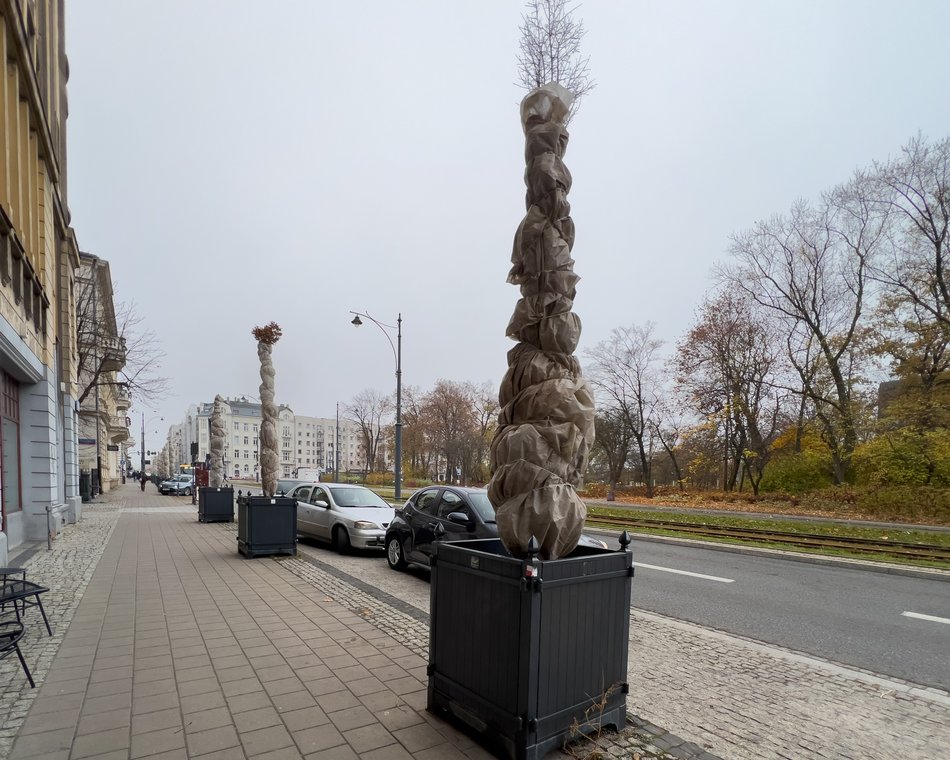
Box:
[183,487,192,496]
[387,536,407,571]
[334,526,351,555]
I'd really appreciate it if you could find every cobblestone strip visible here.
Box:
[628,610,950,760]
[0,494,124,758]
[276,553,712,760]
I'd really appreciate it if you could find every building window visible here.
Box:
[233,422,239,431]
[282,452,289,462]
[243,436,248,445]
[244,423,249,432]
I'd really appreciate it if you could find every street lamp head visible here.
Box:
[351,315,363,327]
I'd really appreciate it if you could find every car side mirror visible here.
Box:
[314,500,329,509]
[446,511,471,526]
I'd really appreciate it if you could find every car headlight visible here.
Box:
[353,520,380,530]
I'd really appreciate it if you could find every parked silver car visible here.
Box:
[159,474,194,496]
[285,482,395,553]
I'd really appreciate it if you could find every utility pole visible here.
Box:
[140,412,145,475]
[335,402,341,482]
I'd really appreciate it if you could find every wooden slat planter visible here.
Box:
[237,495,297,558]
[198,487,234,523]
[428,536,633,760]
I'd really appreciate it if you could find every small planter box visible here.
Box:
[198,487,234,523]
[428,537,633,760]
[237,495,297,558]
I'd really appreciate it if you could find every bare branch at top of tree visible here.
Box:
[516,0,595,123]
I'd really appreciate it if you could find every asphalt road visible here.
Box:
[295,532,950,692]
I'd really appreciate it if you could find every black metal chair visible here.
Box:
[0,567,53,636]
[0,617,35,687]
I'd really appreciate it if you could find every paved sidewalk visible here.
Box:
[3,486,507,760]
[3,486,687,760]
[5,485,948,760]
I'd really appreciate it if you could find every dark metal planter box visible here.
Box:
[237,495,297,558]
[198,487,234,523]
[428,537,633,760]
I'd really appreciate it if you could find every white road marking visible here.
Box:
[902,611,950,625]
[633,562,735,583]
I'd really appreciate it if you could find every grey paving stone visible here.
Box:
[187,725,241,756]
[239,724,295,755]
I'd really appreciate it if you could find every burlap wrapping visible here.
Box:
[258,342,279,497]
[488,83,595,560]
[209,394,226,487]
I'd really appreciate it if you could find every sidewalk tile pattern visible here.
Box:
[2,485,949,759]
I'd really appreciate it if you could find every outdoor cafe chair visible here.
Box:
[0,615,35,687]
[0,567,53,637]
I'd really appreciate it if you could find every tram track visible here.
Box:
[585,514,950,562]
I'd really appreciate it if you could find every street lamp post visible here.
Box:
[350,311,402,500]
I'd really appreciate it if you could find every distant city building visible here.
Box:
[178,398,368,481]
[76,254,130,495]
[293,414,364,476]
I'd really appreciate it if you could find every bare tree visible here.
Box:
[869,134,950,331]
[346,389,393,475]
[721,185,884,484]
[674,292,788,494]
[399,386,435,480]
[422,381,480,484]
[75,270,168,406]
[517,0,595,123]
[651,396,688,490]
[585,322,664,497]
[590,407,632,501]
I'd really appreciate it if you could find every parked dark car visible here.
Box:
[385,485,607,570]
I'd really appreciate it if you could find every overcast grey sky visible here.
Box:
[65,1,950,455]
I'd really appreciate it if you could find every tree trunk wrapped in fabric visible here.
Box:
[252,322,283,497]
[209,394,226,488]
[488,82,595,560]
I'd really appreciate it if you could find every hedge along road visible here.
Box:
[294,527,950,692]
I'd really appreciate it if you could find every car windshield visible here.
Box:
[330,487,390,509]
[468,492,496,522]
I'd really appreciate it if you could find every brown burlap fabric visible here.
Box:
[488,83,595,560]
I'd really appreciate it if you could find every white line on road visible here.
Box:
[902,611,950,625]
[633,562,735,583]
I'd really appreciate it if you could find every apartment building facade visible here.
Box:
[181,397,366,480]
[76,253,129,494]
[0,0,85,563]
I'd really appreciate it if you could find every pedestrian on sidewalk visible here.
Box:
[140,472,148,492]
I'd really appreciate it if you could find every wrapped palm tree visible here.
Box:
[487,83,595,560]
[209,394,226,487]
[252,322,282,497]
[488,0,595,560]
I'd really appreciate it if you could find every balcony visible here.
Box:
[115,384,131,411]
[100,336,127,373]
[108,414,129,443]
